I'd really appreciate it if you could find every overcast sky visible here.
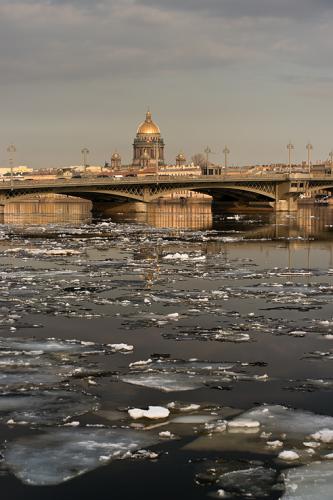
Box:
[1,0,333,167]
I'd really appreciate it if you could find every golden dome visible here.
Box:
[137,110,160,135]
[111,151,121,160]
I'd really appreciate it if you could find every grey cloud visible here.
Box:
[0,0,332,88]
[136,0,332,19]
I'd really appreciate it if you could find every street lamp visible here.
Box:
[223,146,230,170]
[306,143,313,174]
[329,150,333,165]
[7,144,16,190]
[204,146,212,171]
[81,148,89,175]
[287,142,294,174]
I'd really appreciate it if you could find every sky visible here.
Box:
[1,0,333,168]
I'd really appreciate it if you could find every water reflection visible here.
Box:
[100,201,213,230]
[4,201,92,225]
[147,201,213,229]
[3,201,333,244]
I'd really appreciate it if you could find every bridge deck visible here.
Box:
[0,173,332,212]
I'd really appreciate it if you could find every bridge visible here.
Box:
[1,173,333,212]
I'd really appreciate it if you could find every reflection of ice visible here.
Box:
[5,428,159,485]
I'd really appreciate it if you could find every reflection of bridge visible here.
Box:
[1,173,333,212]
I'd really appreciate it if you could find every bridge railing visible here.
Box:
[0,172,290,188]
[0,171,332,190]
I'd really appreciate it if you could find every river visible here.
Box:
[1,200,333,499]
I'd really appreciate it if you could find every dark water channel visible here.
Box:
[1,201,333,499]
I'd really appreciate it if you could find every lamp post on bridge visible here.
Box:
[81,148,90,175]
[306,143,313,174]
[223,146,230,170]
[287,142,294,174]
[7,144,16,191]
[204,146,213,176]
[329,150,333,165]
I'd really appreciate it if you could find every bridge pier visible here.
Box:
[0,204,5,224]
[272,197,298,212]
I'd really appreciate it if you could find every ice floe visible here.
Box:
[120,357,268,392]
[282,461,333,499]
[5,428,160,485]
[0,389,97,425]
[228,405,333,438]
[196,461,284,498]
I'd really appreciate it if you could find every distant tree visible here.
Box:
[191,153,206,167]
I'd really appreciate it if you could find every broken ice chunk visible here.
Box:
[227,419,260,430]
[278,451,300,461]
[311,429,333,443]
[108,343,134,353]
[267,440,283,448]
[128,406,170,420]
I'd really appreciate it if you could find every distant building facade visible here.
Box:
[158,164,201,177]
[0,166,32,176]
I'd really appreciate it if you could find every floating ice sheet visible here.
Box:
[0,390,98,425]
[213,466,282,498]
[5,428,159,485]
[283,462,333,499]
[0,337,109,355]
[120,358,268,392]
[0,337,122,392]
[230,405,333,438]
[196,460,284,498]
[121,373,204,392]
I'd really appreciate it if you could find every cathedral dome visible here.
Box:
[137,111,160,135]
[111,152,121,160]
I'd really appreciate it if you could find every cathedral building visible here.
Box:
[132,110,165,169]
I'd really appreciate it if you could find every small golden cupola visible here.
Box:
[111,151,122,169]
[137,111,161,136]
[176,152,186,166]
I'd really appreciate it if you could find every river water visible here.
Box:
[1,200,333,499]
